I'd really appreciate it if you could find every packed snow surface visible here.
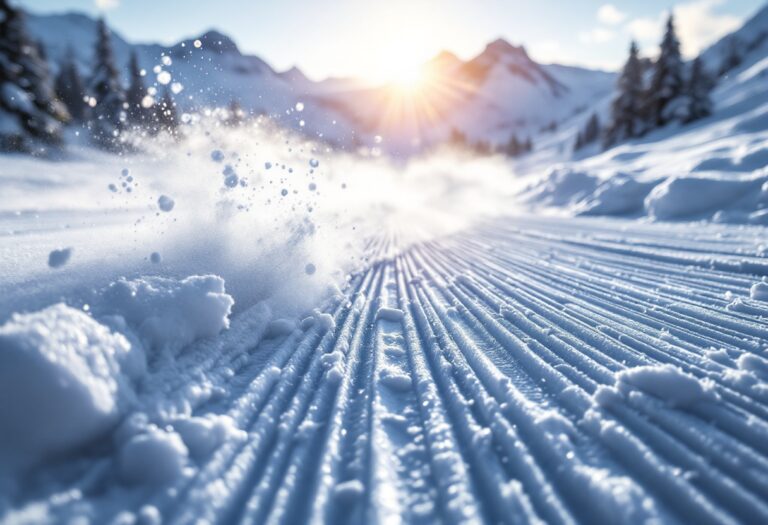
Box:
[2,211,768,524]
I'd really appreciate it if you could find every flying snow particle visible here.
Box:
[305,263,316,275]
[48,248,72,269]
[157,71,172,85]
[170,82,184,95]
[157,195,175,212]
[265,162,273,170]
[295,102,304,112]
[211,150,225,162]
[309,158,320,168]
[121,168,130,177]
[108,184,117,192]
[308,182,317,191]
[281,189,288,197]
[141,95,155,108]
[150,252,162,264]
[193,39,202,48]
[224,174,239,188]
[161,56,172,66]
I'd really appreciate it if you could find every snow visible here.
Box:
[2,5,768,524]
[157,194,175,212]
[118,425,188,485]
[172,414,246,460]
[376,306,405,323]
[751,281,768,301]
[0,304,132,470]
[96,275,234,352]
[611,364,719,408]
[48,247,73,268]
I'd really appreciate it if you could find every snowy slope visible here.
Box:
[515,3,768,223]
[2,208,768,523]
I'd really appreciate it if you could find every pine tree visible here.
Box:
[583,113,600,144]
[55,50,87,121]
[645,14,685,127]
[125,51,147,126]
[574,131,583,152]
[604,41,645,147]
[683,57,713,123]
[524,136,532,153]
[0,0,68,150]
[504,133,520,157]
[448,127,467,147]
[89,17,126,148]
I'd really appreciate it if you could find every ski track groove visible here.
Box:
[13,216,768,525]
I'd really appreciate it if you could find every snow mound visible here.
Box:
[118,425,188,485]
[751,281,768,301]
[520,168,599,208]
[97,275,234,352]
[576,174,655,216]
[172,414,246,460]
[644,176,764,220]
[614,364,718,408]
[0,304,133,469]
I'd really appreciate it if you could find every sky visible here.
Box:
[18,0,763,81]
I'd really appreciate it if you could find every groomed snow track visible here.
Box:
[12,216,768,524]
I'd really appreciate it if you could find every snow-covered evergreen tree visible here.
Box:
[645,14,685,127]
[125,51,147,126]
[88,17,126,149]
[55,50,87,121]
[0,0,68,150]
[682,57,713,123]
[603,41,644,148]
[574,113,600,151]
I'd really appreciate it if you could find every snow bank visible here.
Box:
[644,176,763,220]
[520,169,654,217]
[613,364,718,408]
[577,174,655,216]
[0,304,134,469]
[97,275,234,352]
[519,168,599,208]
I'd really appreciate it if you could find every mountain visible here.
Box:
[22,11,615,153]
[312,38,615,153]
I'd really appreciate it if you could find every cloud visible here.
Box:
[95,0,120,9]
[626,0,743,57]
[579,27,616,44]
[528,40,562,63]
[597,4,627,25]
[627,15,665,46]
[674,0,742,56]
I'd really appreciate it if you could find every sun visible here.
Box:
[373,38,430,91]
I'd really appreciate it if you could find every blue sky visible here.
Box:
[19,0,763,80]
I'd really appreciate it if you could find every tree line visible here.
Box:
[575,14,716,152]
